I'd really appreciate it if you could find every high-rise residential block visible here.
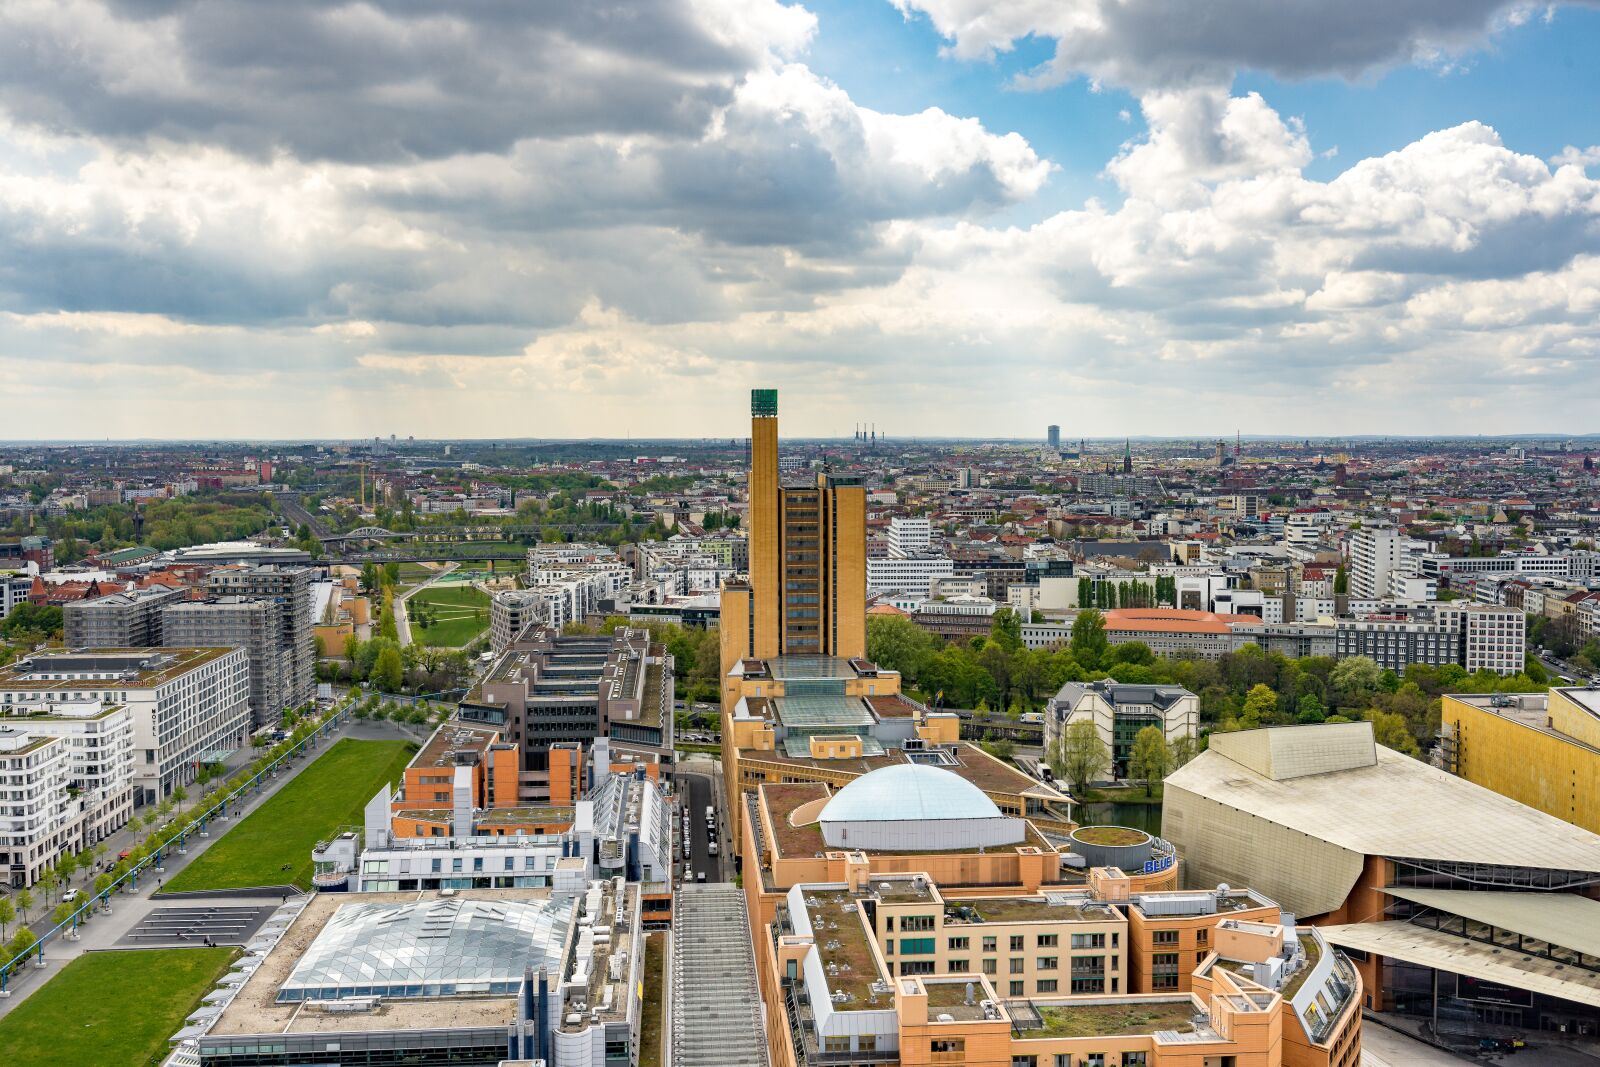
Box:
[0,729,72,888]
[886,515,931,559]
[204,565,316,712]
[1347,524,1404,600]
[162,597,290,729]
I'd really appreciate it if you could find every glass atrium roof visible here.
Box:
[773,692,876,730]
[277,897,574,1002]
[765,655,858,680]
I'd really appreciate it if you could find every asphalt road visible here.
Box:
[677,765,727,885]
[1535,650,1596,683]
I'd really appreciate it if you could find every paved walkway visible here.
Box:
[1363,1013,1600,1067]
[1363,1023,1474,1066]
[0,719,416,1019]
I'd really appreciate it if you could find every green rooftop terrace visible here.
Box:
[803,890,890,1006]
[1281,934,1322,999]
[1029,998,1200,1039]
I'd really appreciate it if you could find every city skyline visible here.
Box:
[1,2,1599,436]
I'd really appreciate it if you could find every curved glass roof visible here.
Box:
[277,897,573,1002]
[819,763,1003,824]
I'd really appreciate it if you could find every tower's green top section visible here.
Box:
[752,388,778,417]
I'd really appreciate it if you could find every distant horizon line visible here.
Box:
[1,434,1598,447]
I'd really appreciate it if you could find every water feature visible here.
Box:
[1074,799,1164,837]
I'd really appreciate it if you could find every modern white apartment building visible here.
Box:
[1347,524,1405,600]
[0,728,73,888]
[866,554,953,595]
[0,648,251,806]
[489,588,549,652]
[1388,570,1438,603]
[886,516,932,559]
[522,571,628,631]
[1435,603,1526,675]
[0,699,135,853]
[1282,512,1335,550]
[1,571,31,620]
[1295,596,1337,622]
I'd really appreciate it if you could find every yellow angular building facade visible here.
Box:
[1439,686,1600,836]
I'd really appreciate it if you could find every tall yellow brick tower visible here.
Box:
[720,388,866,690]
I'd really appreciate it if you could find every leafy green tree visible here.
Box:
[93,873,113,905]
[37,866,59,904]
[1364,708,1421,757]
[1049,719,1110,796]
[9,928,38,966]
[980,737,1015,762]
[0,603,64,639]
[1108,642,1155,667]
[16,888,33,922]
[989,607,1024,653]
[52,902,75,928]
[1330,656,1381,706]
[1128,725,1173,796]
[360,562,380,593]
[376,592,399,642]
[1070,609,1108,670]
[1295,692,1326,724]
[0,895,13,940]
[1240,684,1278,729]
[372,646,405,692]
[1170,735,1199,769]
[1107,662,1157,684]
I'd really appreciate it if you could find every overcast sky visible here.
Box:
[2,0,1599,440]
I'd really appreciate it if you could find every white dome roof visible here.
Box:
[819,763,1003,824]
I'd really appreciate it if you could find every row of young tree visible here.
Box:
[868,607,1548,752]
[1075,576,1178,610]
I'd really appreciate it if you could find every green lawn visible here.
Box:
[409,584,491,647]
[162,739,415,893]
[0,947,235,1067]
[639,934,666,1067]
